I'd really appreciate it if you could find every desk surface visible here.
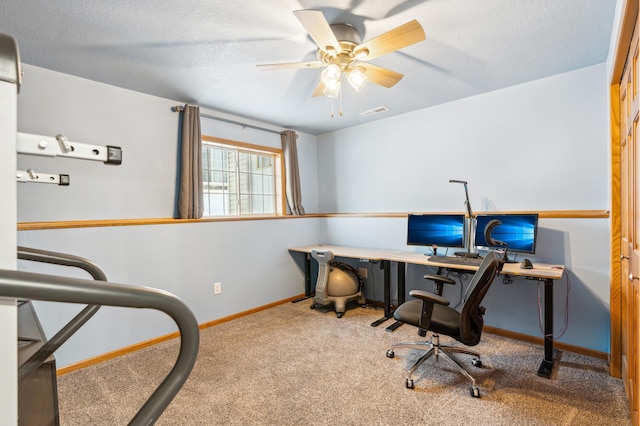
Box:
[289,244,564,281]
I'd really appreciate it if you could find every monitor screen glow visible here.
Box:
[474,214,538,255]
[407,214,466,248]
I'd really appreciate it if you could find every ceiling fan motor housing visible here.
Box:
[318,24,364,70]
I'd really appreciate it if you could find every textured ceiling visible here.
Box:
[0,0,617,135]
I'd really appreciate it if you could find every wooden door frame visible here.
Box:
[611,0,638,378]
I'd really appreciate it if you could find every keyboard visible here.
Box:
[427,255,484,267]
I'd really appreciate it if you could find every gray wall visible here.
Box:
[316,64,608,214]
[19,219,319,367]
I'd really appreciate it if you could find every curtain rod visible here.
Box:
[172,105,283,135]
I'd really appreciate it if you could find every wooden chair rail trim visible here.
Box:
[19,210,610,231]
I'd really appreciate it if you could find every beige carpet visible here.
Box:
[57,299,631,425]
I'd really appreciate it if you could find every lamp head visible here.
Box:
[449,179,472,217]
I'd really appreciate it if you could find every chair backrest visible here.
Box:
[459,251,503,345]
[311,249,334,300]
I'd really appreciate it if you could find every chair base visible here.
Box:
[310,293,366,318]
[386,333,483,397]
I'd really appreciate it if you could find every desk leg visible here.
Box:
[386,262,406,332]
[537,277,557,378]
[371,260,391,327]
[292,253,312,303]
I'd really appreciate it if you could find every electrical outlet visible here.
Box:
[214,282,222,295]
[359,268,368,278]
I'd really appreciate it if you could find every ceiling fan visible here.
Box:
[257,9,426,100]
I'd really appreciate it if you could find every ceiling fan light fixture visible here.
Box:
[322,80,341,98]
[347,67,368,91]
[321,63,341,86]
[258,10,427,108]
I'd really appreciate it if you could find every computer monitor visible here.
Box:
[406,214,466,248]
[474,213,539,255]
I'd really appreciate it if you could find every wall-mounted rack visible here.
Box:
[17,132,122,164]
[16,132,121,186]
[16,169,69,185]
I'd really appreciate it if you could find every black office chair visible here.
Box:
[386,251,503,397]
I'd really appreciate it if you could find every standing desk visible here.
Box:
[288,244,565,379]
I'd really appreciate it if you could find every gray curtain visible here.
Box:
[281,130,305,215]
[178,104,204,219]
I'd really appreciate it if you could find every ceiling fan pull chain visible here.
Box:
[339,86,343,117]
[330,98,334,118]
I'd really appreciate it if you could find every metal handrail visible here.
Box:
[2,268,200,425]
[17,246,107,381]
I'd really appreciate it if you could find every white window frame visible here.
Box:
[202,135,285,217]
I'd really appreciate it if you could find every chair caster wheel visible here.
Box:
[310,304,316,310]
[405,378,414,389]
[472,358,482,368]
[336,312,344,318]
[386,349,395,358]
[470,386,480,398]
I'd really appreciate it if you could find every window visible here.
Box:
[202,135,284,217]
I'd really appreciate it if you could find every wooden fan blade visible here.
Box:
[356,20,425,60]
[360,63,404,88]
[256,61,324,70]
[311,81,325,97]
[293,10,342,55]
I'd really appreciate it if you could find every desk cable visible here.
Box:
[537,269,570,340]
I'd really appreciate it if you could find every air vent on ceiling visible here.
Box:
[359,106,390,117]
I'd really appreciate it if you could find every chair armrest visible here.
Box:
[422,274,456,296]
[423,274,456,285]
[409,289,450,306]
[409,290,450,337]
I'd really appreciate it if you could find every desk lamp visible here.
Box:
[449,179,479,258]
